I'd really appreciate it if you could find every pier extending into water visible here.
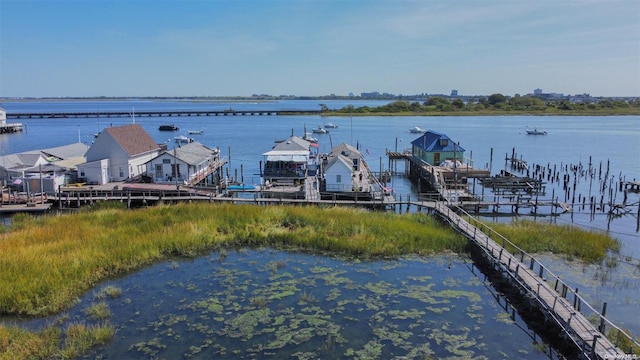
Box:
[434,203,636,359]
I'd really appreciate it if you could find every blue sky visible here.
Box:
[1,0,639,98]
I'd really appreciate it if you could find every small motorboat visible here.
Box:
[324,123,339,129]
[408,126,427,134]
[312,126,328,134]
[302,132,318,143]
[159,124,179,131]
[526,128,547,135]
[174,135,194,143]
[187,130,204,135]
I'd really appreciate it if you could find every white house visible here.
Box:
[77,124,159,185]
[323,143,374,194]
[145,141,223,186]
[323,154,356,192]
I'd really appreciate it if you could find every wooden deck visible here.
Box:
[0,203,52,213]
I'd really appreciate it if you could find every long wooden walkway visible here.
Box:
[431,202,635,359]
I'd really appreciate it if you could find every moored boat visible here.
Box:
[187,130,204,135]
[302,132,318,143]
[324,122,338,129]
[408,126,427,134]
[159,124,179,131]
[174,135,194,143]
[526,128,547,135]
[312,126,328,134]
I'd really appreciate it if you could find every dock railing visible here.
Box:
[435,203,639,356]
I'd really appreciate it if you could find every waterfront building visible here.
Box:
[262,136,317,187]
[411,130,465,166]
[77,124,160,185]
[0,142,88,194]
[144,141,225,186]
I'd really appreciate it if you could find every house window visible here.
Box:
[119,167,124,178]
[163,159,171,164]
[80,169,85,177]
[439,139,449,147]
[336,174,342,183]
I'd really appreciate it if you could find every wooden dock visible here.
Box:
[432,202,635,359]
[0,203,52,213]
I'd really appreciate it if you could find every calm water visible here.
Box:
[30,249,559,359]
[1,100,639,351]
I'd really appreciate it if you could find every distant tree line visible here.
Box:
[332,94,640,114]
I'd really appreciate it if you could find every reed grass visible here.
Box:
[0,203,465,317]
[485,219,620,263]
[0,203,624,359]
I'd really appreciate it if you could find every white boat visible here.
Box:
[311,126,328,134]
[174,135,194,143]
[187,130,204,135]
[324,123,338,129]
[526,128,547,135]
[302,132,318,143]
[408,126,427,134]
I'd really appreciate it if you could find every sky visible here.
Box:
[1,0,639,98]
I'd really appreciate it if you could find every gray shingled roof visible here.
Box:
[172,141,218,165]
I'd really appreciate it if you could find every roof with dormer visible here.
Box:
[410,130,465,152]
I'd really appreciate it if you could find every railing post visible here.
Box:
[573,288,579,309]
[598,302,607,333]
[591,335,600,357]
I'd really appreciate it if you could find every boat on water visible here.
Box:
[187,130,204,135]
[159,124,179,131]
[174,135,194,143]
[302,132,318,143]
[311,126,328,134]
[227,184,256,191]
[408,126,427,134]
[324,123,338,129]
[526,128,547,135]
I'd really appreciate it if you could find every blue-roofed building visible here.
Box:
[411,130,465,166]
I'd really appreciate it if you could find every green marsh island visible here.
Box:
[0,203,622,359]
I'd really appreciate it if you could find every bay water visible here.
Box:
[1,99,638,356]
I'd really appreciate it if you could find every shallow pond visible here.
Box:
[32,248,560,359]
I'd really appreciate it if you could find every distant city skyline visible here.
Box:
[1,1,639,98]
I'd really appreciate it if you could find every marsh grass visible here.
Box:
[481,219,620,264]
[0,203,465,317]
[0,324,59,360]
[0,203,623,359]
[83,302,111,320]
[60,322,114,359]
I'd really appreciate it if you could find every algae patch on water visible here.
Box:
[56,250,547,359]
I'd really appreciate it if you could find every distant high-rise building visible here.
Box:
[450,90,458,96]
[534,88,543,95]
